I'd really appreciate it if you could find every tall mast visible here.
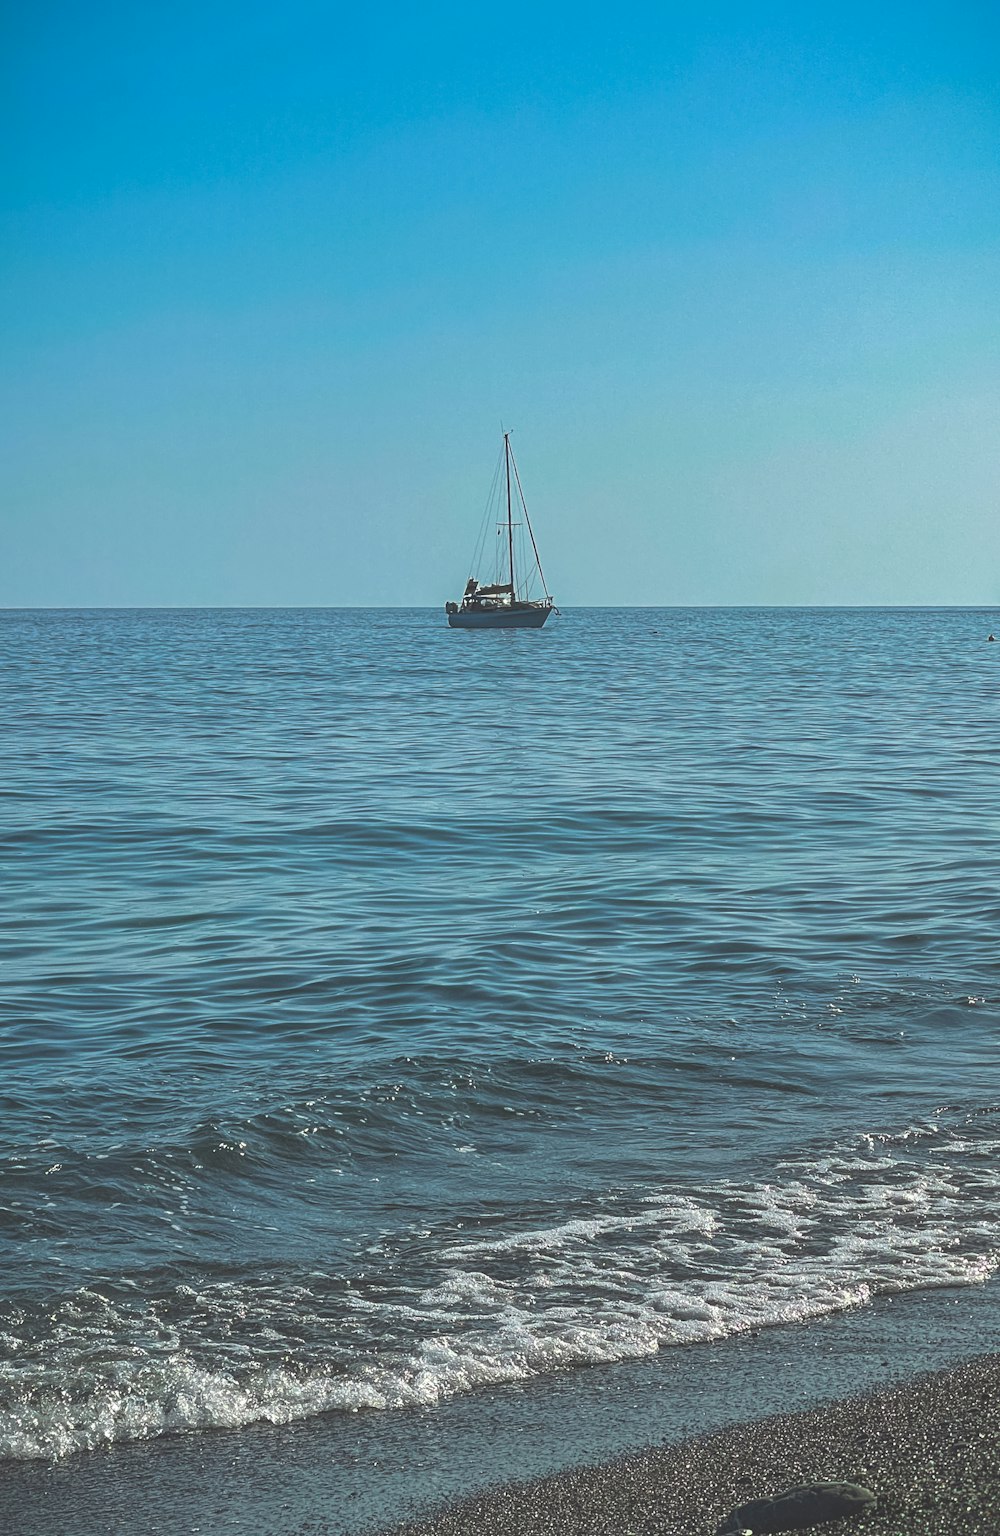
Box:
[505,431,515,599]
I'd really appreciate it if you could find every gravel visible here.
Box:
[379,1353,1000,1536]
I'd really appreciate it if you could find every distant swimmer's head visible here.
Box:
[990,634,996,642]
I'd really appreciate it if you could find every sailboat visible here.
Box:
[445,432,555,629]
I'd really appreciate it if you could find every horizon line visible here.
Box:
[4,603,1000,614]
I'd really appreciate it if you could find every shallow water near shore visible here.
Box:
[3,607,1000,1515]
[5,1270,1000,1535]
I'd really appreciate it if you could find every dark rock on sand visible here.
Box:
[718,1479,877,1532]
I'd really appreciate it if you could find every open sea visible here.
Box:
[3,606,1000,1530]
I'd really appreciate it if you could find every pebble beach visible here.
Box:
[381,1354,1000,1536]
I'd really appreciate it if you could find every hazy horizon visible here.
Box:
[5,602,999,614]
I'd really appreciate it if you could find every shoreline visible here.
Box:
[380,1353,1000,1536]
[3,1281,1000,1536]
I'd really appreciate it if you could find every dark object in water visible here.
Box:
[989,634,996,642]
[717,1479,877,1533]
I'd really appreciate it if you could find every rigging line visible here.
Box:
[515,516,535,600]
[468,442,505,582]
[508,446,550,600]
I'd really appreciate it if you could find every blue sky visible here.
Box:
[3,2,999,605]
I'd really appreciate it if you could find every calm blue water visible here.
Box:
[2,607,1000,1462]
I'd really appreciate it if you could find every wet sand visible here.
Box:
[381,1353,1000,1536]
